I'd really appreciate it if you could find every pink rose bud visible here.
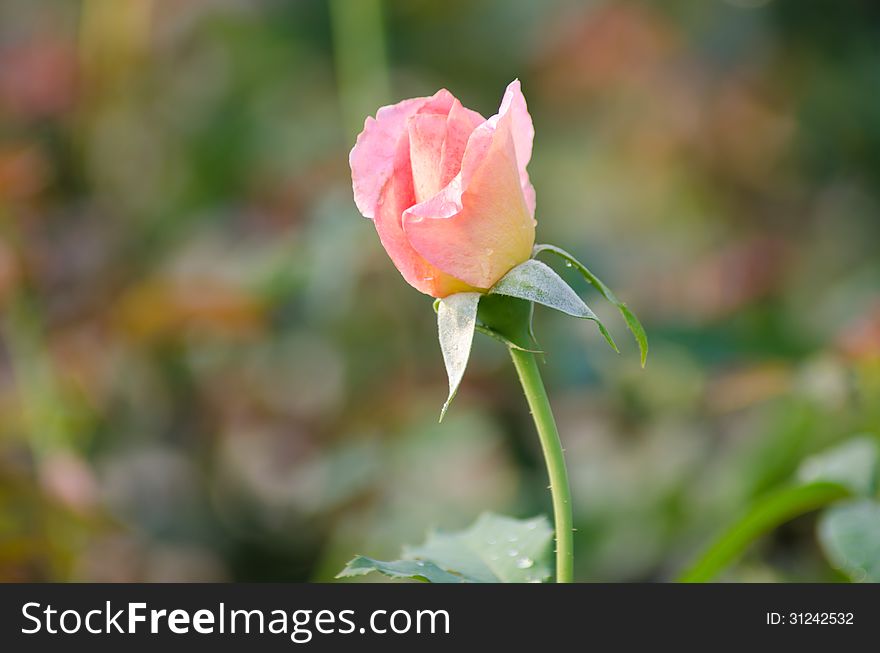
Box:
[350,80,537,298]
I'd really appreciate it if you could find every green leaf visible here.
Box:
[819,499,880,582]
[534,244,648,366]
[336,513,553,583]
[436,292,481,422]
[337,556,466,583]
[405,513,553,583]
[798,435,880,497]
[490,259,618,353]
[678,481,851,582]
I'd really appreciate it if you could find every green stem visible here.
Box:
[329,0,391,143]
[678,481,851,583]
[509,348,574,583]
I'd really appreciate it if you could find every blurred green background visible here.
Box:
[1,0,878,582]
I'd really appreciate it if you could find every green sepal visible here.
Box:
[533,243,648,366]
[436,297,540,352]
[475,292,536,352]
[489,259,619,353]
[436,292,481,422]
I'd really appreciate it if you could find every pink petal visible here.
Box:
[350,96,425,220]
[409,98,484,205]
[401,81,536,289]
[439,99,485,189]
[418,88,455,115]
[349,88,462,220]
[372,127,477,297]
[408,113,447,204]
[350,90,477,297]
[495,79,536,215]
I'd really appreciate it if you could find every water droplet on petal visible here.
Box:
[487,538,497,545]
[507,549,519,557]
[516,557,534,569]
[416,561,425,567]
[506,534,518,543]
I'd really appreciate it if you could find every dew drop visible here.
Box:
[507,549,519,558]
[506,534,518,543]
[516,557,534,569]
[486,538,497,545]
[564,260,573,267]
[416,561,425,567]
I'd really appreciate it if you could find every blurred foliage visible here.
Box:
[338,513,552,583]
[0,0,878,582]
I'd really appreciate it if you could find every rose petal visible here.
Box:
[408,113,447,204]
[350,83,534,297]
[409,98,484,205]
[418,88,455,115]
[350,96,425,220]
[401,81,536,289]
[497,79,536,215]
[372,128,477,297]
[439,99,485,189]
[351,89,478,297]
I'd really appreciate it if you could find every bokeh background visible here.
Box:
[1,0,878,582]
